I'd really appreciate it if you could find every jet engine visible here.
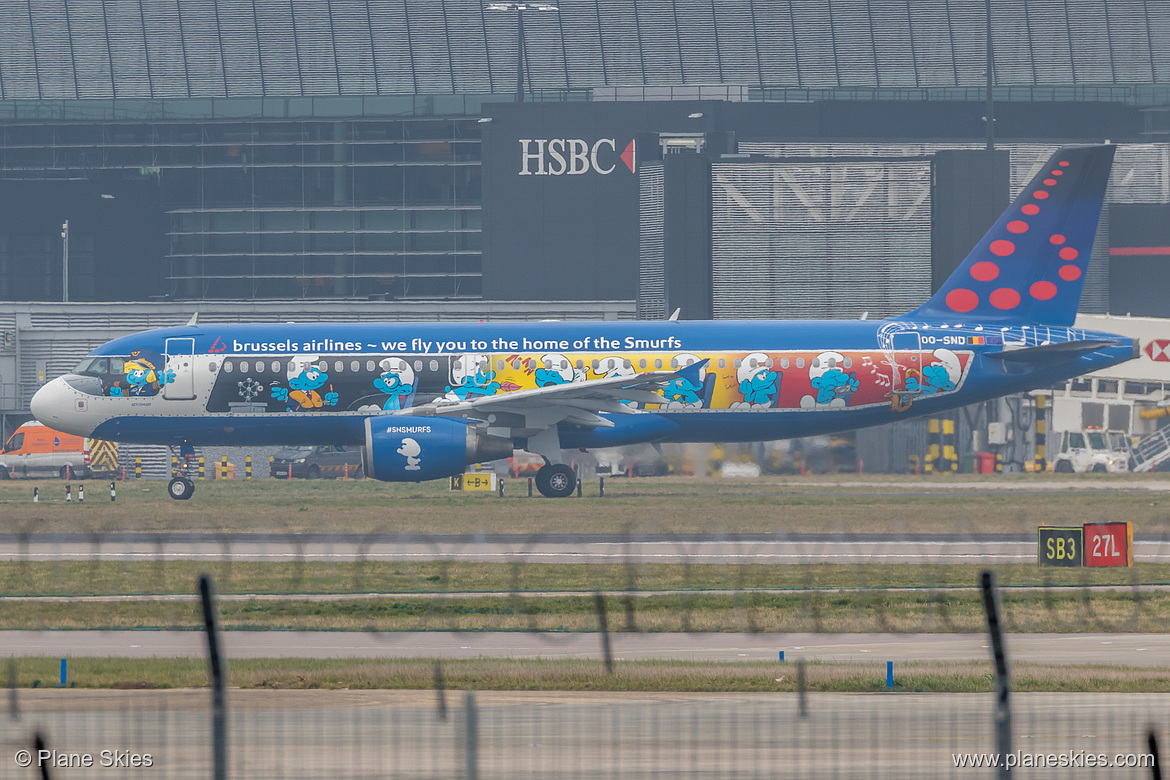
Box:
[362,416,513,482]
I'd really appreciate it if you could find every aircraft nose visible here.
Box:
[30,377,72,427]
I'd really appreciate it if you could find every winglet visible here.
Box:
[186,312,199,326]
[668,308,681,321]
[675,358,709,387]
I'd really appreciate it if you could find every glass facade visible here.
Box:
[0,111,485,300]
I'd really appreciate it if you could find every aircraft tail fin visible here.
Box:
[909,144,1115,327]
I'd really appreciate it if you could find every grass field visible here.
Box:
[2,474,1170,535]
[8,656,1170,693]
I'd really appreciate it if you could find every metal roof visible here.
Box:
[0,0,1166,100]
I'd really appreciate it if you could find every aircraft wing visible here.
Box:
[393,359,707,432]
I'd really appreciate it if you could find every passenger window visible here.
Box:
[654,359,662,369]
[367,360,375,372]
[318,361,328,371]
[733,359,741,368]
[335,361,344,373]
[576,359,584,370]
[513,359,521,370]
[209,362,217,372]
[497,360,505,371]
[796,358,805,369]
[224,361,234,373]
[414,360,423,372]
[453,360,462,371]
[844,357,852,369]
[240,361,249,373]
[623,359,632,369]
[780,358,789,369]
[592,359,599,370]
[765,358,774,369]
[429,360,438,372]
[253,361,263,374]
[272,361,280,373]
[811,358,819,368]
[718,358,726,369]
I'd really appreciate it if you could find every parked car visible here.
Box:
[271,445,364,479]
[0,421,91,479]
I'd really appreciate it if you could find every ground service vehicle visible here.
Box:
[0,421,91,479]
[1053,428,1130,473]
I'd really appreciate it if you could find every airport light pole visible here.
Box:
[60,220,69,303]
[486,2,559,103]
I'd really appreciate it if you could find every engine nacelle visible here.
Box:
[362,417,513,482]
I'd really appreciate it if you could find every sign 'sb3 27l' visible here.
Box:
[32,145,1136,499]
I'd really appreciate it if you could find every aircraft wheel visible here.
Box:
[535,463,576,498]
[167,477,195,501]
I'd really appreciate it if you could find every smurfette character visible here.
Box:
[446,354,500,401]
[731,352,779,409]
[662,353,707,409]
[374,358,416,410]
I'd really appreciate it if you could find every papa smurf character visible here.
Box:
[446,353,500,401]
[904,348,961,395]
[374,358,416,410]
[535,353,583,387]
[662,353,707,410]
[731,352,779,409]
[271,356,339,411]
[800,351,859,410]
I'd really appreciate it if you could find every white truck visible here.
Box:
[1052,428,1130,474]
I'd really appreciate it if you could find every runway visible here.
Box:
[5,630,1169,665]
[4,531,1170,563]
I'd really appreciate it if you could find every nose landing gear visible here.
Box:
[167,476,195,501]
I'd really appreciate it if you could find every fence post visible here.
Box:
[110,481,116,502]
[245,455,252,480]
[796,659,807,718]
[594,592,614,675]
[981,571,1011,780]
[198,457,205,480]
[464,691,478,780]
[135,456,142,479]
[199,575,228,780]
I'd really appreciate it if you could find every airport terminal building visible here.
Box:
[1,0,1169,466]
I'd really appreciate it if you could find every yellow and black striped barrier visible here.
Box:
[245,456,252,480]
[1034,395,1047,472]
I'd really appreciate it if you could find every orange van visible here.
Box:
[0,422,91,479]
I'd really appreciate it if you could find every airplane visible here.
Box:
[31,144,1136,500]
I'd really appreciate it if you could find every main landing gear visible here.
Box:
[534,463,576,498]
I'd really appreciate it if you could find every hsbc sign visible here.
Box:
[518,138,636,176]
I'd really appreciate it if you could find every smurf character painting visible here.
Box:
[397,438,422,471]
[731,352,779,409]
[446,354,501,400]
[110,349,174,397]
[662,353,707,409]
[593,356,638,407]
[905,348,961,395]
[800,351,859,409]
[374,358,416,410]
[271,357,339,411]
[535,353,583,387]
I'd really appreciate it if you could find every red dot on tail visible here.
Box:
[1059,247,1079,260]
[1022,204,1040,215]
[946,288,979,313]
[989,288,1021,310]
[1051,170,1063,176]
[1006,220,1028,234]
[1034,190,1049,200]
[1044,178,1057,186]
[1049,234,1066,245]
[1030,281,1057,301]
[971,261,1000,282]
[1059,264,1082,281]
[1059,161,1070,167]
[989,239,1015,256]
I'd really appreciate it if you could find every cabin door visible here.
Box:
[163,337,196,400]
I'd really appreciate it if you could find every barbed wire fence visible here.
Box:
[3,569,1166,778]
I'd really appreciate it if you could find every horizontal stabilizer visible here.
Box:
[986,340,1118,362]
